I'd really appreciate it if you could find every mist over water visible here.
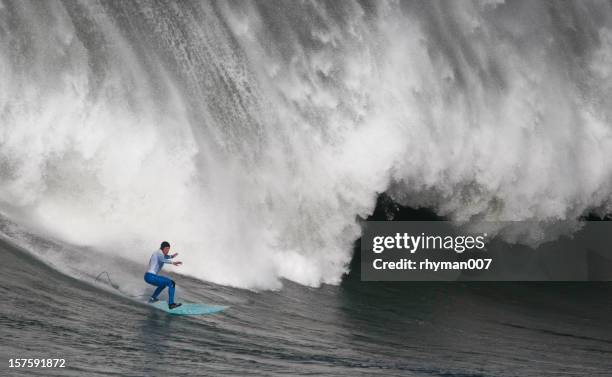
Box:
[1,0,612,289]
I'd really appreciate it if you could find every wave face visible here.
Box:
[1,0,612,288]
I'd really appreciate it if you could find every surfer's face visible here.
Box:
[162,246,170,255]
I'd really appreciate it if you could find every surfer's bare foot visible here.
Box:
[169,303,182,310]
[148,297,159,303]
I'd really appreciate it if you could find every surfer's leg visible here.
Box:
[145,273,167,300]
[151,275,174,304]
[152,285,165,299]
[168,280,176,305]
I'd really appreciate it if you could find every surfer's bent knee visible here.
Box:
[170,280,175,288]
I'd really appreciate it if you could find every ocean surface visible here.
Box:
[2,238,611,376]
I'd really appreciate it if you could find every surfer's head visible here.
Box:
[160,241,171,254]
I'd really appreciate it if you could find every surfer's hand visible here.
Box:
[171,253,179,258]
[173,261,182,266]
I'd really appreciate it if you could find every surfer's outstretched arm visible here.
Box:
[163,252,179,260]
[160,253,174,264]
[159,253,182,266]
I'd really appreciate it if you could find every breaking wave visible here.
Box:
[1,0,612,288]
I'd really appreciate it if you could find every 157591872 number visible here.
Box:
[9,358,66,368]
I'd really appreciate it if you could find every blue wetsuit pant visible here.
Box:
[144,272,175,304]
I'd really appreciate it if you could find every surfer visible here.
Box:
[145,241,182,309]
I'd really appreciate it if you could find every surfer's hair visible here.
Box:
[160,241,170,249]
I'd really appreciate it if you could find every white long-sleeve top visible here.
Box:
[146,249,173,275]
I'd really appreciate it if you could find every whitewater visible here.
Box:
[1,0,612,289]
